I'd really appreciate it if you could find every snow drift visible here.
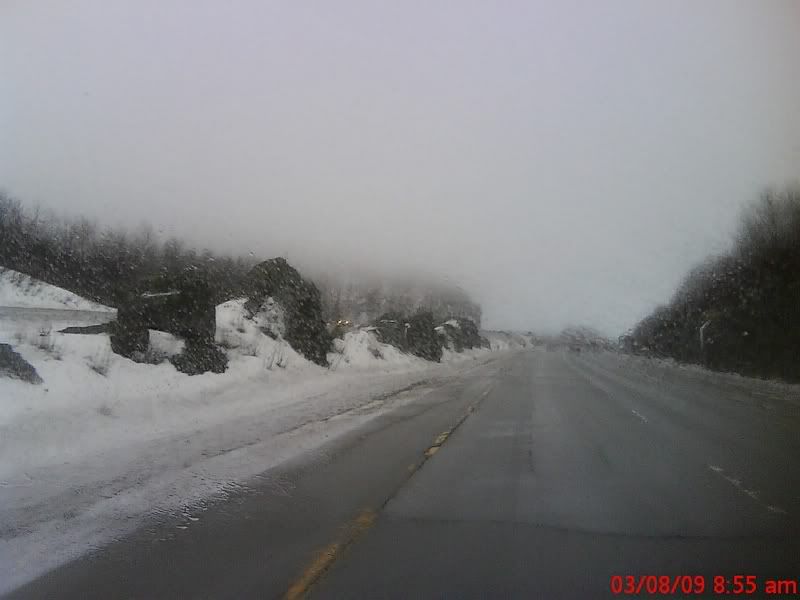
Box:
[0,273,530,594]
[0,267,114,312]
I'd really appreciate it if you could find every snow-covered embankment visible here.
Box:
[0,281,528,593]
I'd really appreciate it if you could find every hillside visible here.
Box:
[0,267,114,312]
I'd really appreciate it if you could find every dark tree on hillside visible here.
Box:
[0,191,255,307]
[630,185,800,382]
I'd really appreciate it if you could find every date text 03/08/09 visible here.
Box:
[610,575,798,596]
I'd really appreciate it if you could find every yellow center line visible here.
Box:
[433,431,450,446]
[283,509,376,600]
[283,389,493,599]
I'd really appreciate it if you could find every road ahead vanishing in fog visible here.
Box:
[9,350,800,599]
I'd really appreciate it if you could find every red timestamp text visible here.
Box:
[610,574,798,596]
[610,575,707,595]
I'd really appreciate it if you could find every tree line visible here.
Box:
[627,185,800,382]
[0,192,256,306]
[0,192,484,328]
[313,272,483,327]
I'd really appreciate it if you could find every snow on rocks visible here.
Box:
[328,329,429,372]
[0,281,529,593]
[215,298,308,371]
[484,330,532,351]
[0,267,114,312]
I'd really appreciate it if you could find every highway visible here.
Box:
[9,350,799,598]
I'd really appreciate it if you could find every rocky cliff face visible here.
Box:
[245,258,331,366]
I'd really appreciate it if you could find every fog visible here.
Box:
[2,0,798,335]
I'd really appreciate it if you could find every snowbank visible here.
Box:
[484,330,533,351]
[0,267,114,311]
[0,293,528,593]
[215,298,309,371]
[327,329,430,372]
[327,328,530,371]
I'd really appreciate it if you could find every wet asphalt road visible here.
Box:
[8,350,800,599]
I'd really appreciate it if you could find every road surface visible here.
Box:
[7,350,800,598]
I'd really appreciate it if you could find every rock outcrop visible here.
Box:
[436,317,486,352]
[110,269,227,374]
[406,312,443,362]
[245,258,331,366]
[374,311,443,362]
[0,343,42,384]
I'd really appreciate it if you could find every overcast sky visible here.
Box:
[1,1,798,334]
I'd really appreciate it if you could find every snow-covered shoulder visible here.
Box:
[0,267,114,311]
[0,301,529,593]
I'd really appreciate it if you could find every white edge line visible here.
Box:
[707,464,788,515]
